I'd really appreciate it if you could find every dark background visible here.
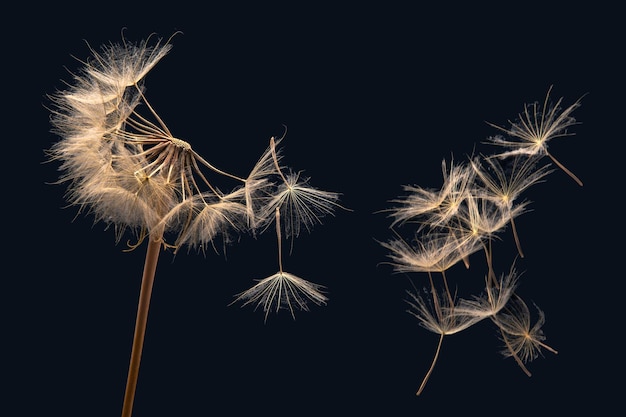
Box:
[7,3,621,416]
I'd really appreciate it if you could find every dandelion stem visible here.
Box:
[482,239,497,288]
[493,317,532,377]
[416,333,444,396]
[538,340,559,355]
[427,272,442,321]
[275,208,283,273]
[440,270,454,311]
[546,151,583,186]
[121,237,162,417]
[509,215,524,258]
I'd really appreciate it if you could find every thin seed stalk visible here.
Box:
[546,150,583,186]
[121,237,162,417]
[416,333,445,396]
[495,323,532,377]
[509,215,524,258]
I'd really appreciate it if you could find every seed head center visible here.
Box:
[170,138,191,150]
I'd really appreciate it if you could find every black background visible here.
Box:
[7,3,622,416]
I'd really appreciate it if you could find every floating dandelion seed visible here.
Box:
[430,158,476,228]
[495,295,558,366]
[233,270,328,322]
[259,137,346,242]
[381,232,480,311]
[485,86,584,186]
[231,207,328,322]
[455,264,520,320]
[386,184,444,228]
[381,232,478,277]
[470,155,553,257]
[406,288,480,395]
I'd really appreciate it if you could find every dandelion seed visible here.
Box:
[455,195,515,242]
[451,194,525,283]
[381,232,477,276]
[259,137,346,242]
[383,157,476,236]
[386,185,444,227]
[425,158,476,229]
[485,86,584,186]
[470,155,552,257]
[407,288,479,337]
[381,232,480,308]
[232,208,327,321]
[406,288,480,395]
[232,271,327,322]
[158,190,249,252]
[495,295,558,370]
[455,264,520,320]
[266,171,342,237]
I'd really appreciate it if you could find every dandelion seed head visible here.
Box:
[170,137,192,150]
[47,34,267,250]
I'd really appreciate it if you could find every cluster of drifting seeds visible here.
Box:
[380,87,583,395]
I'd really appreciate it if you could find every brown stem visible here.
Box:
[492,317,532,377]
[481,239,497,289]
[121,238,162,417]
[416,333,445,396]
[275,208,283,274]
[537,340,559,355]
[509,215,524,258]
[440,270,454,311]
[427,272,442,321]
[546,151,583,186]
